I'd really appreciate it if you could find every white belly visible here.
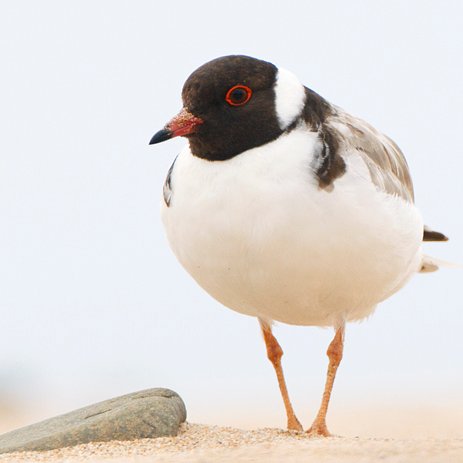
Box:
[161,128,423,327]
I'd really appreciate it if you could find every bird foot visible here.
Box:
[306,422,331,437]
[287,416,303,432]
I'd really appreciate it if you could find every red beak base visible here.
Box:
[149,108,203,145]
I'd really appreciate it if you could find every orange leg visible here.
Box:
[307,325,345,437]
[259,319,303,432]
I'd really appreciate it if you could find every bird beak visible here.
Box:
[149,108,204,145]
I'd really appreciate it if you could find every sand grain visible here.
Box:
[0,423,462,463]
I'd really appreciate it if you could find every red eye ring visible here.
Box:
[225,85,252,106]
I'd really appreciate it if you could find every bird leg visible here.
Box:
[259,319,303,432]
[307,325,345,437]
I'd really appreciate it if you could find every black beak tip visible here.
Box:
[149,128,172,145]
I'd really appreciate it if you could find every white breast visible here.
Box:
[161,127,423,327]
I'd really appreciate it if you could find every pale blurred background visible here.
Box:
[0,0,462,438]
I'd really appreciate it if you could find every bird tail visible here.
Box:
[423,225,448,242]
[420,255,461,273]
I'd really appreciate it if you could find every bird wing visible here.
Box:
[163,156,178,207]
[324,108,449,244]
[327,108,415,203]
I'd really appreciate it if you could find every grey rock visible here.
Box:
[0,388,186,454]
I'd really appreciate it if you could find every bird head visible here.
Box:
[149,55,307,161]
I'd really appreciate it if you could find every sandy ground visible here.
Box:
[1,423,462,463]
[1,404,462,462]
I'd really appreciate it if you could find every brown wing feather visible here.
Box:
[327,109,414,203]
[423,226,449,242]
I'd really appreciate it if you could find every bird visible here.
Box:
[149,55,448,436]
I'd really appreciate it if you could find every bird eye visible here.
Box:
[225,85,252,106]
